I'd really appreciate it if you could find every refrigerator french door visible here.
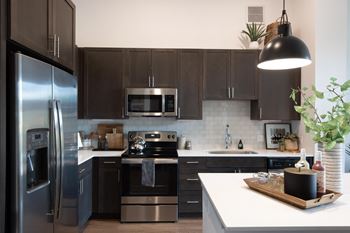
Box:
[11,53,78,233]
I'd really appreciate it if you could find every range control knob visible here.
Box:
[167,135,171,139]
[172,135,176,139]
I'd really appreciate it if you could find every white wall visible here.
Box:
[288,0,316,154]
[73,0,283,49]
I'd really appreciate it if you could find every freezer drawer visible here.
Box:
[121,205,178,222]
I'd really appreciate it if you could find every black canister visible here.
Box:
[284,168,317,200]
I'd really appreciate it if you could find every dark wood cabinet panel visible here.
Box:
[231,50,259,100]
[52,0,75,70]
[10,0,75,71]
[81,48,124,119]
[10,0,49,56]
[93,157,121,217]
[251,69,301,120]
[79,160,92,230]
[124,49,151,88]
[178,50,203,119]
[203,50,230,100]
[152,49,178,87]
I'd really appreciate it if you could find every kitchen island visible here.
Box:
[199,173,350,233]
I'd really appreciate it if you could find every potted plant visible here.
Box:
[283,133,299,152]
[241,23,268,49]
[290,77,350,192]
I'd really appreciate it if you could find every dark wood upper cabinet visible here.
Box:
[251,69,301,120]
[124,49,152,88]
[51,0,75,70]
[204,50,259,100]
[81,48,125,119]
[9,0,75,70]
[124,49,178,88]
[203,50,230,100]
[178,50,203,120]
[151,49,178,87]
[231,50,259,100]
[10,0,49,57]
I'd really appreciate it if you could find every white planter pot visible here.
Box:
[318,143,344,192]
[248,41,259,49]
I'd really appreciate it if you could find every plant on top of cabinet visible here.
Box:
[10,0,76,70]
[241,23,268,49]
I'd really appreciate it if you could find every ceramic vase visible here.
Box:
[248,41,259,49]
[318,143,344,192]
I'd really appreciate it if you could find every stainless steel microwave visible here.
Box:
[125,88,178,117]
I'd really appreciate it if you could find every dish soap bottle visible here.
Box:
[295,148,310,170]
[238,140,243,150]
[312,151,326,194]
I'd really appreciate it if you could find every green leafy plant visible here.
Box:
[241,23,268,42]
[290,77,350,149]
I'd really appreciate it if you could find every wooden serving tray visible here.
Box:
[244,177,342,209]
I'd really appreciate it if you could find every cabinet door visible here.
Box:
[125,49,151,88]
[79,172,92,226]
[203,50,231,100]
[151,49,178,87]
[97,158,121,216]
[52,0,75,70]
[178,50,203,119]
[10,0,49,56]
[251,69,301,120]
[82,48,124,119]
[231,50,259,100]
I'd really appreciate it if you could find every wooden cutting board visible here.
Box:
[97,124,123,137]
[97,124,124,149]
[106,132,124,150]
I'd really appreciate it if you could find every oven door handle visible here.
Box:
[121,158,178,164]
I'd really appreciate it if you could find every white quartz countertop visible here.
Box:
[178,149,312,158]
[78,149,126,165]
[199,173,350,232]
[78,148,312,165]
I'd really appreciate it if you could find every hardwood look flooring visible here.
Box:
[83,219,202,233]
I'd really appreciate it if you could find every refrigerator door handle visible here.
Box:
[55,100,65,221]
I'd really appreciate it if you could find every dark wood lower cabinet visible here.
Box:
[78,160,92,231]
[178,157,267,216]
[92,157,121,218]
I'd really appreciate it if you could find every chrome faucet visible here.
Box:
[224,124,232,149]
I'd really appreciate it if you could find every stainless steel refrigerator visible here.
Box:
[10,53,78,233]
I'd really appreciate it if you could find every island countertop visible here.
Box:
[199,173,350,233]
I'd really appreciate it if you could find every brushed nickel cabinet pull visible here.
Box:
[152,76,155,87]
[178,107,181,119]
[231,87,235,99]
[103,161,116,164]
[148,76,151,87]
[79,168,86,174]
[186,161,199,164]
[48,34,57,57]
[57,36,60,58]
[186,201,199,204]
[186,178,199,181]
[228,87,231,99]
[259,107,263,119]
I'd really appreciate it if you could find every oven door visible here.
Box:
[121,158,178,199]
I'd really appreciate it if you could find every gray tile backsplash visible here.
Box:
[78,101,283,150]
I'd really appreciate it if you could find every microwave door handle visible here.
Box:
[55,100,65,220]
[162,95,165,115]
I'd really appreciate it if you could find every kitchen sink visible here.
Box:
[208,150,258,155]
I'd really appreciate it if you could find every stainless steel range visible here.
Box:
[120,131,178,222]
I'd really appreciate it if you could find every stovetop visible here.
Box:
[122,148,178,158]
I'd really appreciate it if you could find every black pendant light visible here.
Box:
[257,0,312,70]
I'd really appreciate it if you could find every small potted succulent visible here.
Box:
[241,23,268,49]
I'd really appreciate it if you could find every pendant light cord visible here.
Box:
[281,0,289,24]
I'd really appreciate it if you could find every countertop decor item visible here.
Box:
[283,133,299,152]
[244,176,342,209]
[257,0,312,70]
[291,78,350,192]
[265,123,291,149]
[284,167,317,200]
[241,22,268,49]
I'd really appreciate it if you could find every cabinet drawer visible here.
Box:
[79,159,92,178]
[179,191,202,213]
[98,157,121,168]
[179,173,202,191]
[179,157,206,170]
[206,157,266,168]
